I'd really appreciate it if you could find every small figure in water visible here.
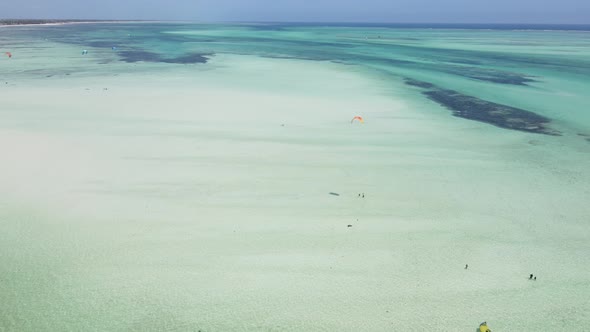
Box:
[465,264,468,269]
[529,274,534,280]
[358,193,361,197]
[534,276,537,280]
[362,193,365,198]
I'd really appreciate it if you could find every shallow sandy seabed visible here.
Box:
[1,54,589,331]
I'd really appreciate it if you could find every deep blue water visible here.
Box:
[240,22,590,31]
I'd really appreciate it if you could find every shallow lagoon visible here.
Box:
[1,23,589,331]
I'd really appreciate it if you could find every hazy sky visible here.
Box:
[1,0,589,24]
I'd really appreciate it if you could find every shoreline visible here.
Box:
[0,20,153,28]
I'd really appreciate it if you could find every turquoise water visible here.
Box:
[2,23,590,135]
[1,23,590,331]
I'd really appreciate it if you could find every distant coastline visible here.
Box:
[0,19,148,27]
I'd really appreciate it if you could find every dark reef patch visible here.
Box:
[424,89,558,135]
[404,78,561,136]
[118,50,161,62]
[87,40,120,48]
[161,53,210,64]
[117,50,211,64]
[444,66,536,85]
[404,79,435,89]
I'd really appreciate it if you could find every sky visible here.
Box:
[1,0,589,24]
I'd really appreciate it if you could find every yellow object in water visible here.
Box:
[479,322,491,332]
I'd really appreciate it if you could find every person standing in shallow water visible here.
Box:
[529,274,534,280]
[465,264,468,269]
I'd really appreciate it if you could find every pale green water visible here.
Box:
[0,23,589,331]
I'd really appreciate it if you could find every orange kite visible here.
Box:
[351,116,364,123]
